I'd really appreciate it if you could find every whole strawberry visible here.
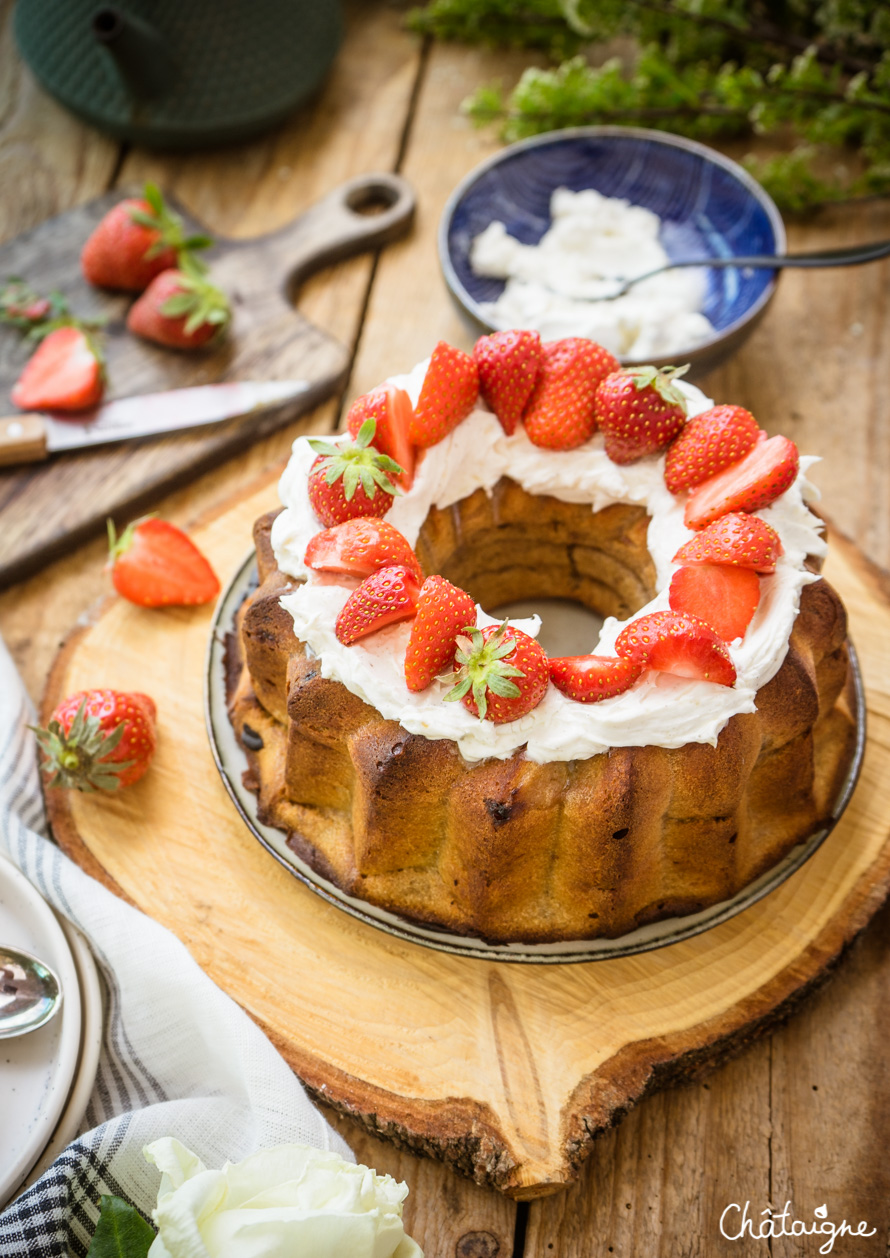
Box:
[473,329,542,436]
[126,255,230,349]
[404,575,477,693]
[307,419,404,527]
[409,341,479,448]
[443,621,548,723]
[304,517,422,583]
[335,564,421,645]
[664,404,761,494]
[34,690,157,791]
[81,183,211,292]
[523,338,619,450]
[596,364,689,464]
[346,383,415,488]
[11,325,105,412]
[107,516,220,607]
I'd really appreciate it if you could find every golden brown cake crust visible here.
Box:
[227,487,858,944]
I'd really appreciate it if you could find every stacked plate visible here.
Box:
[0,856,103,1208]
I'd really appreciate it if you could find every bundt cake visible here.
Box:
[226,335,858,944]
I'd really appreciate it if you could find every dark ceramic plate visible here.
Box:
[205,552,864,965]
[439,126,786,377]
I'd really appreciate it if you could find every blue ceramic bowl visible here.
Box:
[439,126,786,378]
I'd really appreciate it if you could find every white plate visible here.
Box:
[0,856,82,1207]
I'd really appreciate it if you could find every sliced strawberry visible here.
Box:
[523,338,619,450]
[673,512,783,573]
[107,517,220,607]
[404,575,477,692]
[549,654,642,703]
[615,610,736,686]
[473,329,542,436]
[335,564,421,645]
[409,341,479,449]
[596,364,688,464]
[664,404,762,494]
[346,383,416,488]
[685,435,800,530]
[669,564,760,642]
[11,326,104,412]
[442,621,549,723]
[304,517,422,583]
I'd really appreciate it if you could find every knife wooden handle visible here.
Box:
[0,414,48,466]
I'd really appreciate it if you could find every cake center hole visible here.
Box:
[491,598,606,658]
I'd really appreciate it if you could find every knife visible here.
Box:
[0,380,310,468]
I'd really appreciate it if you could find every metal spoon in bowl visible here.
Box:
[0,945,62,1038]
[589,237,890,300]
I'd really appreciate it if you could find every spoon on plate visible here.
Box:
[0,945,62,1038]
[586,237,890,300]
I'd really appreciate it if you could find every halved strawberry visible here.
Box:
[549,654,642,703]
[404,575,477,692]
[409,341,479,449]
[473,329,542,436]
[664,404,761,494]
[615,610,736,686]
[334,564,420,645]
[685,435,799,530]
[346,383,416,488]
[673,513,783,573]
[596,364,688,464]
[669,565,760,642]
[107,517,220,607]
[304,517,422,583]
[523,338,619,450]
[11,325,104,412]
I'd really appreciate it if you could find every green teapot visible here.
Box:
[14,0,343,149]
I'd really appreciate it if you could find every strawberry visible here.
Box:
[408,341,479,448]
[107,517,220,607]
[473,329,542,436]
[335,564,421,645]
[81,182,212,292]
[307,419,403,527]
[596,364,689,464]
[10,325,104,412]
[126,255,230,349]
[664,404,761,494]
[673,512,783,573]
[33,689,157,790]
[684,435,800,530]
[615,610,736,686]
[346,383,416,488]
[403,575,477,693]
[669,564,761,642]
[523,337,619,450]
[443,621,548,723]
[304,517,422,583]
[548,654,642,703]
[0,279,65,332]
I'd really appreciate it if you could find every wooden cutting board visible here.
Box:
[0,174,414,587]
[41,479,890,1199]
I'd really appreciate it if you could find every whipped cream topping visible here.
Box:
[271,362,825,764]
[470,187,717,359]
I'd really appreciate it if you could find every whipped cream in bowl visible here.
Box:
[271,359,825,765]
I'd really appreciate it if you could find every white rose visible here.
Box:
[143,1137,423,1258]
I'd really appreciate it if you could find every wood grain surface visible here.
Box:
[2,3,890,1253]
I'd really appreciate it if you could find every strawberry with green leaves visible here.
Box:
[664,404,761,494]
[81,182,212,292]
[523,337,619,450]
[346,384,416,488]
[404,575,477,693]
[549,654,642,703]
[307,419,404,527]
[107,517,220,607]
[443,621,548,723]
[126,254,230,349]
[409,341,479,448]
[34,689,157,791]
[335,564,421,644]
[596,364,689,463]
[673,513,783,573]
[304,517,422,583]
[684,435,799,530]
[669,565,761,642]
[473,329,542,436]
[615,610,736,686]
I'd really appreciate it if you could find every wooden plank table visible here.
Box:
[1,4,889,1254]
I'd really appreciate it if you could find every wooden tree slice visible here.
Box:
[42,476,890,1199]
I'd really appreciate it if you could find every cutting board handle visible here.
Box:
[240,172,416,300]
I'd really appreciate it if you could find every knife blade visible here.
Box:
[0,380,310,467]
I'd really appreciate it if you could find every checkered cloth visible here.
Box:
[0,639,351,1256]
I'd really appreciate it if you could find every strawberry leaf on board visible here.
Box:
[86,1195,156,1258]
